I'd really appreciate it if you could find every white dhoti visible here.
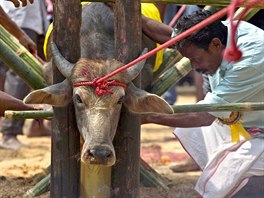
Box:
[173,121,264,198]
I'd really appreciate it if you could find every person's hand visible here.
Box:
[32,104,52,111]
[6,0,34,7]
[18,33,37,54]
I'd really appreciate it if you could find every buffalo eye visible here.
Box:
[117,96,125,104]
[75,94,83,104]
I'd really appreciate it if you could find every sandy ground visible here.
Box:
[0,86,202,198]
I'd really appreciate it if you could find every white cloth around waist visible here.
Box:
[173,121,264,198]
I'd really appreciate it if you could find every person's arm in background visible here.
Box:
[5,0,34,7]
[142,15,173,44]
[104,2,173,45]
[0,7,36,53]
[0,91,36,116]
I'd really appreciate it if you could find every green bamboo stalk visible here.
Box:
[31,166,51,184]
[151,57,192,96]
[23,174,50,198]
[153,49,183,81]
[0,25,44,77]
[204,6,224,13]
[172,102,264,113]
[4,110,53,120]
[234,7,260,21]
[140,158,169,191]
[5,102,264,120]
[86,0,264,8]
[0,39,47,89]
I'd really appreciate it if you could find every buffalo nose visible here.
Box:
[88,147,113,164]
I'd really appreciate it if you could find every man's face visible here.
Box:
[179,38,224,75]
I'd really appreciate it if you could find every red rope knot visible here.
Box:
[223,44,242,62]
[224,0,262,62]
[223,0,243,62]
[73,78,127,96]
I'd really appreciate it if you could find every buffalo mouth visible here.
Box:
[81,146,115,166]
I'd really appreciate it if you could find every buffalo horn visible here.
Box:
[124,48,148,83]
[51,43,74,78]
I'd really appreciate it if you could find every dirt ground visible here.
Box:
[0,86,202,198]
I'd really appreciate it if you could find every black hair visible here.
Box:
[174,10,227,50]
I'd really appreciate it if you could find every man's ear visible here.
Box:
[209,38,222,53]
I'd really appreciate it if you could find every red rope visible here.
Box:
[223,0,263,62]
[73,78,127,96]
[168,5,187,28]
[97,7,229,84]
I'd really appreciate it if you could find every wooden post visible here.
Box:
[51,1,81,197]
[111,0,142,197]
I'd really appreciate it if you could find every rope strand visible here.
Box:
[223,0,263,62]
[97,7,229,84]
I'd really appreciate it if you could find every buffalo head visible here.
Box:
[24,43,173,166]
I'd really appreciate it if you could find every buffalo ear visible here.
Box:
[24,79,72,107]
[124,83,174,114]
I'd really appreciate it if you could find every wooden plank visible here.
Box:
[51,1,81,197]
[111,0,142,197]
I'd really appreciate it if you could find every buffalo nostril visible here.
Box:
[89,148,112,159]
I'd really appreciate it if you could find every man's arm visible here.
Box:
[5,0,34,7]
[142,15,173,44]
[141,111,216,128]
[0,7,36,53]
[0,91,36,116]
[104,3,173,45]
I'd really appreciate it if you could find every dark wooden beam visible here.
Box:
[111,0,142,197]
[51,0,81,197]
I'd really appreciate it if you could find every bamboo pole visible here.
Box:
[0,39,47,89]
[151,57,192,96]
[4,110,53,120]
[153,49,183,81]
[23,174,51,198]
[172,102,264,113]
[234,7,261,21]
[6,102,264,120]
[0,25,44,77]
[85,0,264,8]
[140,158,169,191]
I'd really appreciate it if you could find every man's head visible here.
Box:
[174,10,227,75]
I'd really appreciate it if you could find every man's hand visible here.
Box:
[6,0,34,7]
[18,33,37,54]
